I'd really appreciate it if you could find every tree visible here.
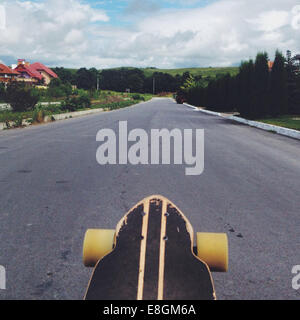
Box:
[236,60,255,117]
[48,78,72,98]
[253,52,270,117]
[269,50,288,116]
[75,68,98,90]
[5,82,38,112]
[0,83,5,101]
[52,67,76,85]
[181,75,206,106]
[49,78,63,88]
[127,73,144,92]
[181,71,191,85]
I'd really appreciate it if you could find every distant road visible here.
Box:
[0,98,299,300]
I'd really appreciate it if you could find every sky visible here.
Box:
[0,0,300,69]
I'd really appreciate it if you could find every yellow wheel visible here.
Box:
[196,232,228,272]
[83,229,115,267]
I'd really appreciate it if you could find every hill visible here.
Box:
[66,66,239,79]
[141,67,239,79]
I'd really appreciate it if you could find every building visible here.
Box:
[268,61,274,71]
[14,59,58,85]
[14,59,43,84]
[30,62,58,85]
[0,63,19,84]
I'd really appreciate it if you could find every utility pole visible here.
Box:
[153,77,155,95]
[97,74,100,91]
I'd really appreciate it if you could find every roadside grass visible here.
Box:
[91,92,152,111]
[256,115,300,131]
[38,96,65,102]
[0,91,152,128]
[0,105,62,127]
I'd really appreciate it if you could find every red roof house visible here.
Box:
[30,62,58,82]
[14,59,58,85]
[268,61,274,71]
[14,60,43,83]
[0,64,19,83]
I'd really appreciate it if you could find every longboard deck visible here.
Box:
[84,195,216,300]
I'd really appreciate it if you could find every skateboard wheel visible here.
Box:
[196,233,228,272]
[83,229,115,267]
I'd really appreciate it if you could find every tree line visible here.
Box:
[183,50,299,119]
[52,67,192,94]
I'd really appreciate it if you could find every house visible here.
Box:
[14,59,58,85]
[268,61,274,71]
[30,62,58,85]
[14,59,43,84]
[0,63,19,84]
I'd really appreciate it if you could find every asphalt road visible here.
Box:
[0,98,299,300]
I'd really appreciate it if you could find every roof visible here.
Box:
[30,62,58,79]
[268,61,274,70]
[0,64,19,75]
[14,64,43,80]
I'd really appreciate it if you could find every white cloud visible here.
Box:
[0,0,300,69]
[0,0,108,66]
[65,29,84,44]
[247,10,289,32]
[0,4,6,30]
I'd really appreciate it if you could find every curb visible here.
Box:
[44,108,103,122]
[0,108,104,131]
[183,103,300,140]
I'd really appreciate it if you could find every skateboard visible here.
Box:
[82,195,228,300]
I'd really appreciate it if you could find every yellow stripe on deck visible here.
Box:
[157,199,167,300]
[137,200,150,300]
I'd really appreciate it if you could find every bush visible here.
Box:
[32,105,46,123]
[48,78,72,98]
[78,94,91,109]
[61,97,78,112]
[4,82,39,112]
[132,94,144,101]
[61,94,91,112]
[0,83,6,101]
[13,114,24,127]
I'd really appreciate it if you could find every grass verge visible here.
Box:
[256,115,300,131]
[0,92,152,129]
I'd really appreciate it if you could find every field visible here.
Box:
[142,67,239,78]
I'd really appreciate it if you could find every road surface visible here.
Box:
[0,98,299,300]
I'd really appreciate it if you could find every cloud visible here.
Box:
[0,0,300,69]
[0,4,6,30]
[0,0,109,66]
